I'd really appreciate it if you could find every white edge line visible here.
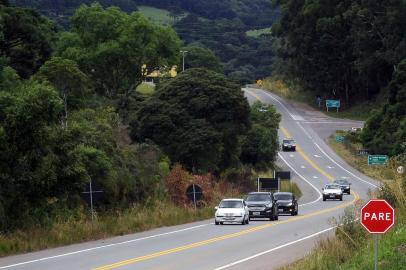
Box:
[212,226,336,270]
[0,224,210,269]
[278,153,322,207]
[313,142,378,188]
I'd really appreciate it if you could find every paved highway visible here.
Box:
[0,87,379,270]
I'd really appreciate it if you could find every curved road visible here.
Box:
[0,88,379,270]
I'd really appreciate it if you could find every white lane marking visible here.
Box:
[289,154,295,158]
[297,122,312,139]
[212,226,336,270]
[0,224,210,269]
[278,153,322,207]
[314,154,321,158]
[300,165,306,169]
[313,176,318,179]
[313,142,378,188]
[327,166,334,169]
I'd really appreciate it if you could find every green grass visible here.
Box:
[0,200,216,257]
[137,6,186,26]
[262,77,376,121]
[136,83,155,95]
[280,208,406,270]
[246,27,272,37]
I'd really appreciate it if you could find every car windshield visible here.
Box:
[274,194,292,200]
[219,200,243,208]
[325,184,340,189]
[283,140,294,144]
[334,179,349,185]
[246,194,270,201]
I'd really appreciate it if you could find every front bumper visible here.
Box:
[248,208,273,218]
[215,216,244,223]
[278,205,295,213]
[323,193,342,199]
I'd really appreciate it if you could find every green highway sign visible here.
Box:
[326,100,340,108]
[368,155,388,165]
[335,135,345,143]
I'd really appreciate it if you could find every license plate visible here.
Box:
[329,195,335,198]
[253,212,260,215]
[278,209,284,212]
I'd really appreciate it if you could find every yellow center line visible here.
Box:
[92,90,360,270]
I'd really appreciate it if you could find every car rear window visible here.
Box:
[219,200,243,208]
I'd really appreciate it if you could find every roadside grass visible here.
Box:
[137,6,185,26]
[262,77,374,121]
[327,132,396,182]
[246,27,272,37]
[0,200,216,257]
[279,208,406,270]
[136,82,155,95]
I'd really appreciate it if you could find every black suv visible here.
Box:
[333,179,351,194]
[245,192,278,221]
[274,192,298,216]
[282,138,296,151]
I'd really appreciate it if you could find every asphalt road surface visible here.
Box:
[0,87,379,270]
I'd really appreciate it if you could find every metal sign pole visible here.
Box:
[257,177,259,192]
[374,234,378,270]
[89,179,94,221]
[192,184,197,210]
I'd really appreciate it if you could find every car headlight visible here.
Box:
[287,203,293,207]
[266,203,273,208]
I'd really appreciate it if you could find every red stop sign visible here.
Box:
[360,199,395,234]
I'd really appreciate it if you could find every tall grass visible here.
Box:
[0,200,215,257]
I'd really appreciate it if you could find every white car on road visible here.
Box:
[215,199,249,225]
[322,184,343,201]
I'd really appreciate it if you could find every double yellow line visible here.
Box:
[92,91,360,270]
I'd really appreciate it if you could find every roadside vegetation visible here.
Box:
[0,2,284,256]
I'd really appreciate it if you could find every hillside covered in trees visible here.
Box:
[0,2,281,234]
[272,0,406,156]
[11,0,279,83]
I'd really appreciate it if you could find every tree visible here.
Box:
[240,102,280,171]
[130,68,251,172]
[362,59,406,156]
[182,45,223,73]
[57,3,181,107]
[35,57,90,128]
[0,4,56,78]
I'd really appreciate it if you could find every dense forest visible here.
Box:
[272,0,406,156]
[0,2,280,232]
[11,0,279,83]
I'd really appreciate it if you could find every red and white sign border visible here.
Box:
[360,199,395,234]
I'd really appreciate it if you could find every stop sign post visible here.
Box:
[360,199,395,270]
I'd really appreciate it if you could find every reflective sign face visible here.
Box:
[360,199,395,234]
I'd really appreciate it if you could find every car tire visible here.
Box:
[340,195,343,201]
[246,218,249,224]
[348,190,351,195]
[323,196,326,201]
[274,214,278,220]
[269,215,274,221]
[215,221,219,225]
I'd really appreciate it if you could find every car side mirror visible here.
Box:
[215,206,218,210]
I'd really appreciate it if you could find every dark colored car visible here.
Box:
[333,179,351,194]
[245,192,278,221]
[274,192,298,216]
[282,138,296,151]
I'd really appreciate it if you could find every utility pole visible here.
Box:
[180,50,188,72]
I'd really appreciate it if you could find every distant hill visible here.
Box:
[11,0,279,83]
